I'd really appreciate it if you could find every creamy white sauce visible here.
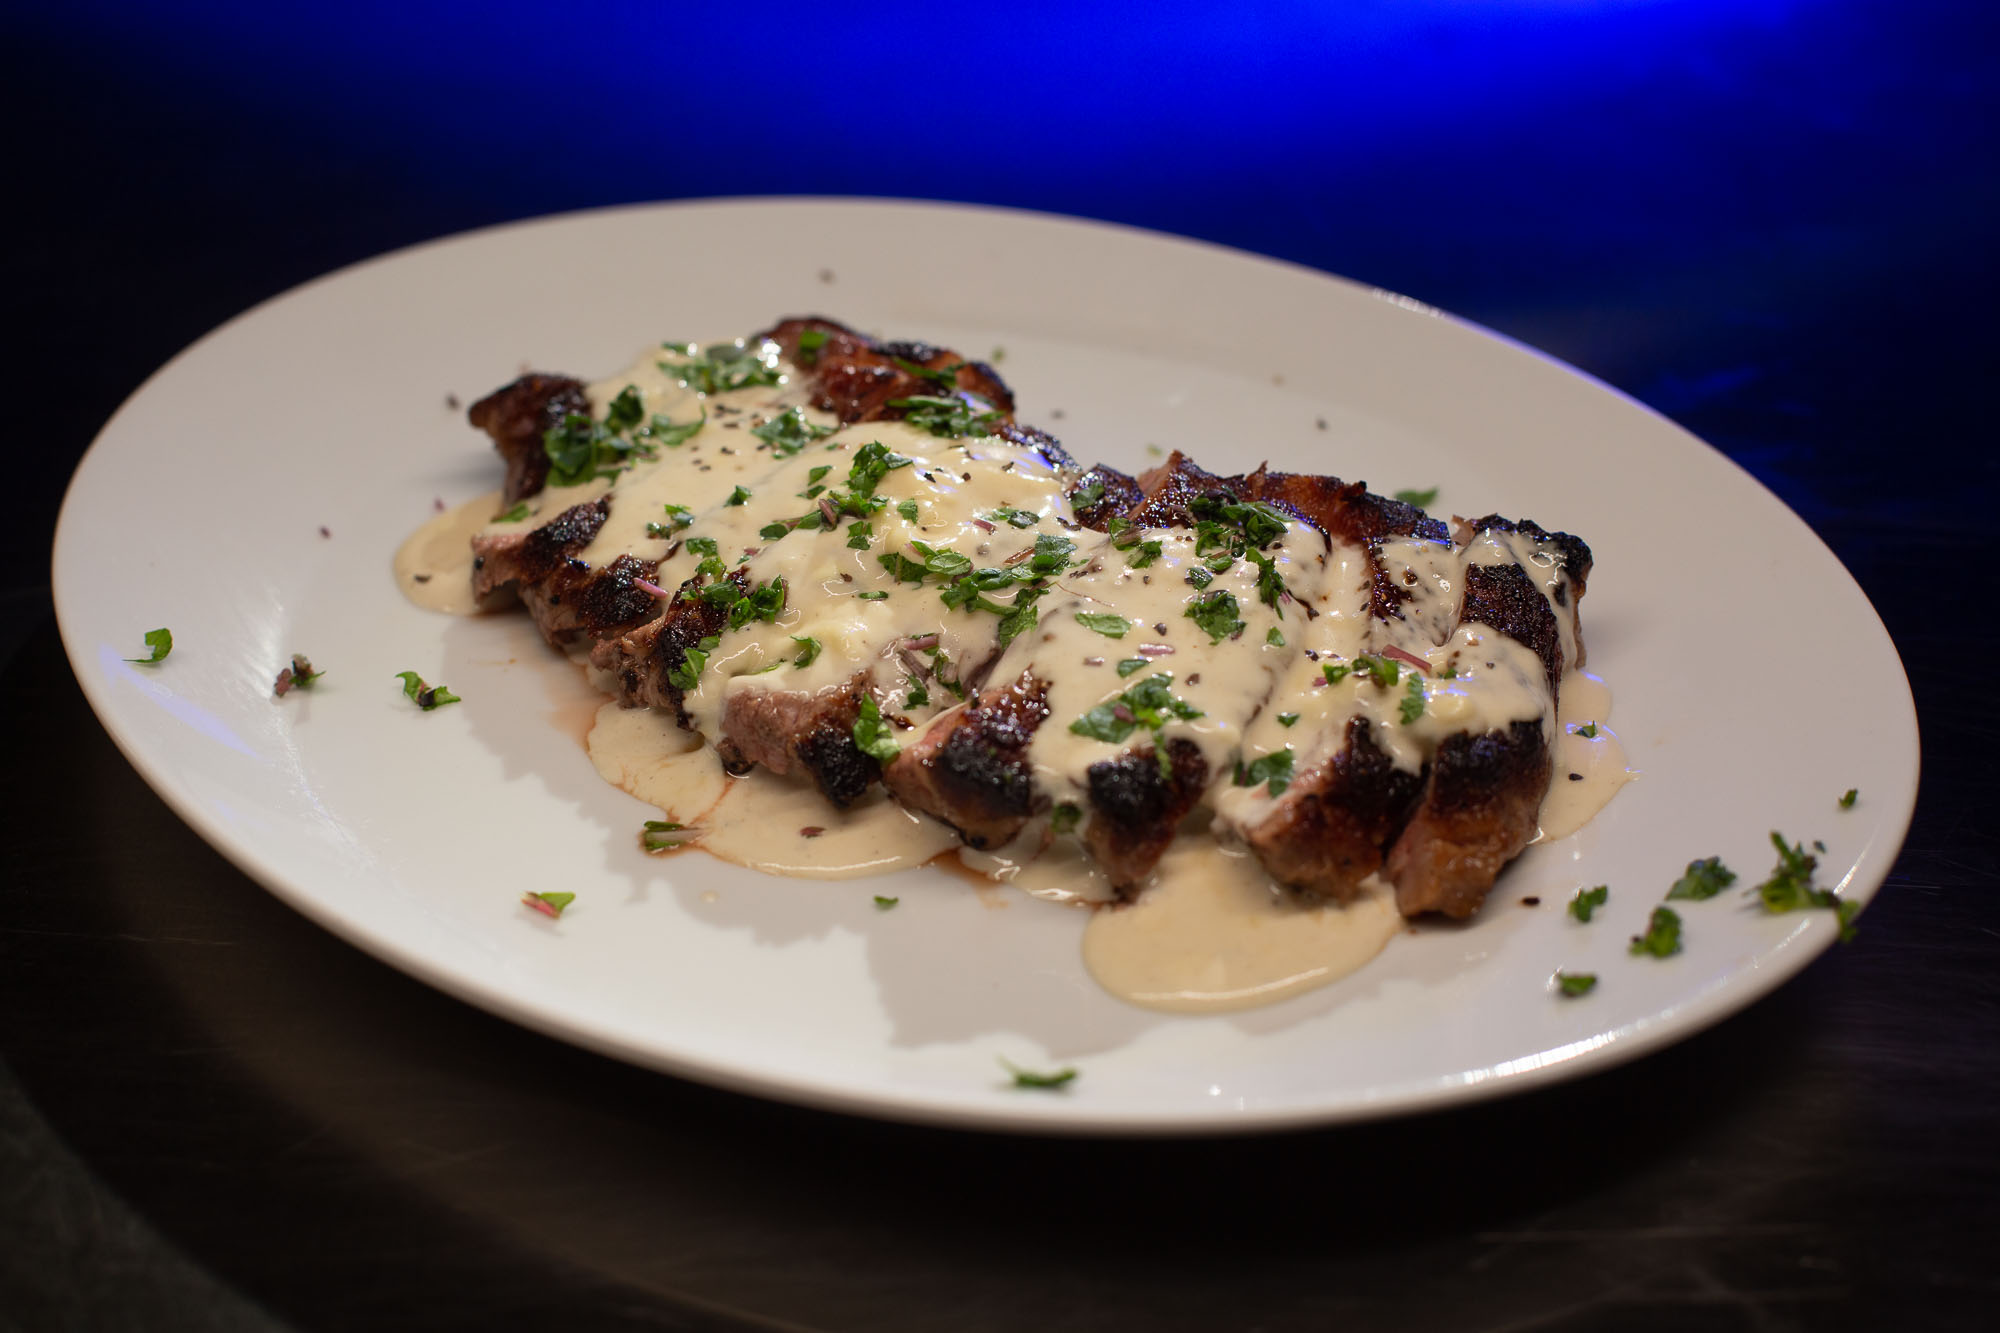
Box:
[402,335,1632,1016]
[1083,843,1403,1014]
[1534,670,1637,842]
[394,488,515,614]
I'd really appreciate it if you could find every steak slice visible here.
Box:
[468,373,591,504]
[1385,522,1590,918]
[880,670,1050,849]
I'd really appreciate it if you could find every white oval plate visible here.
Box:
[53,199,1917,1134]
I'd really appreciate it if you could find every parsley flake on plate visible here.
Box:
[1629,906,1683,958]
[1001,1059,1077,1091]
[1666,856,1736,901]
[394,670,459,710]
[126,627,173,665]
[1554,971,1598,997]
[1568,885,1608,922]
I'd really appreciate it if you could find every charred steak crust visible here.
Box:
[468,373,591,504]
[1387,719,1552,919]
[1244,717,1427,901]
[1460,561,1565,693]
[1083,738,1207,894]
[757,317,1018,425]
[646,569,746,731]
[881,671,1050,849]
[1070,464,1142,530]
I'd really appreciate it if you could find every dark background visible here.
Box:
[5,2,1995,1329]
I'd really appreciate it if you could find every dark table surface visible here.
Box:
[6,3,1996,1330]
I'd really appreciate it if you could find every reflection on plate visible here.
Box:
[52,199,1917,1133]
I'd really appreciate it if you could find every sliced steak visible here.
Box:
[467,373,591,504]
[880,670,1050,848]
[1386,522,1590,918]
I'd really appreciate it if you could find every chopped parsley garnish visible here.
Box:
[725,578,787,630]
[492,501,532,522]
[1027,532,1076,574]
[856,590,890,601]
[1244,547,1289,611]
[759,520,793,541]
[1186,566,1213,590]
[1185,589,1244,643]
[897,498,920,523]
[873,895,900,910]
[1555,971,1598,997]
[543,411,656,487]
[1398,672,1426,723]
[637,410,704,448]
[846,521,875,550]
[1354,654,1400,688]
[604,385,645,433]
[1127,539,1163,569]
[1235,747,1294,797]
[273,654,322,696]
[1666,856,1736,901]
[1188,492,1289,553]
[1074,611,1130,638]
[126,627,173,665]
[645,502,695,537]
[1568,885,1609,922]
[1115,658,1148,677]
[1001,1059,1077,1090]
[1266,628,1285,647]
[790,635,821,669]
[1069,673,1203,745]
[641,820,697,852]
[891,394,1003,438]
[1575,722,1599,738]
[904,681,929,708]
[657,341,783,394]
[394,670,459,710]
[725,485,752,506]
[847,440,912,496]
[1323,662,1351,685]
[1629,906,1683,958]
[852,696,901,763]
[1393,487,1439,508]
[891,356,965,388]
[684,536,719,558]
[1072,477,1106,509]
[1050,803,1082,835]
[989,507,1039,529]
[1750,832,1860,942]
[796,328,829,364]
[1838,788,1858,809]
[666,635,719,692]
[522,890,575,918]
[995,587,1047,645]
[750,406,833,455]
[1277,712,1299,727]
